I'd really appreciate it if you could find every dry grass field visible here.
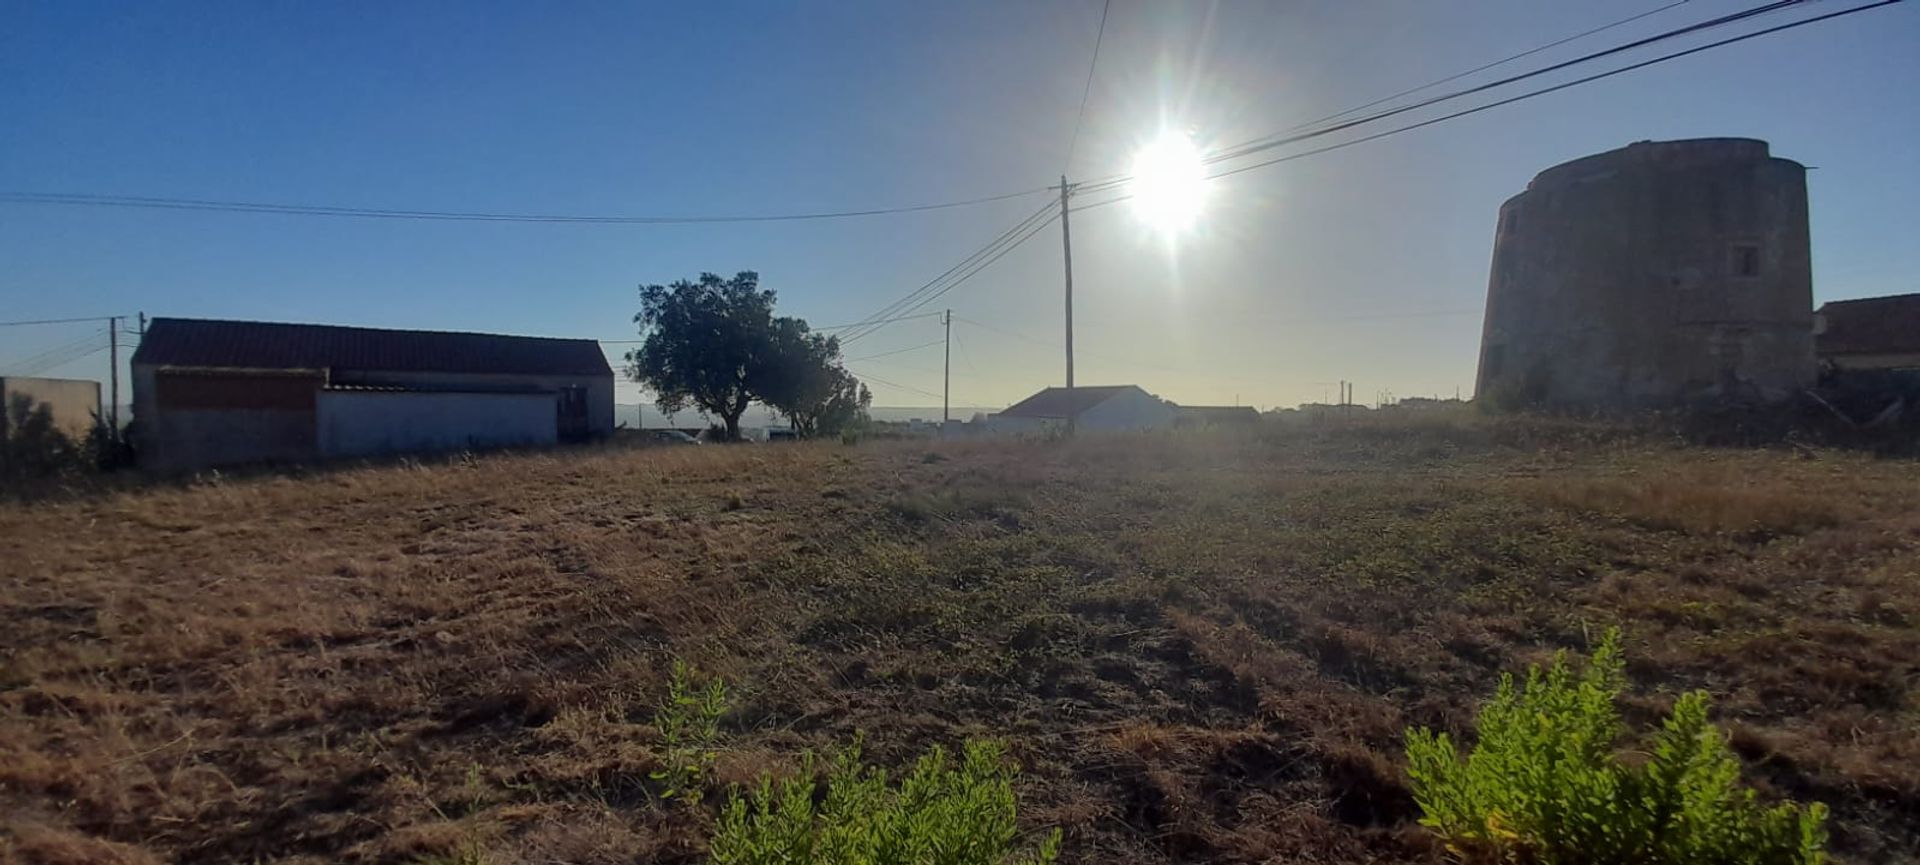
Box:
[3,418,1918,864]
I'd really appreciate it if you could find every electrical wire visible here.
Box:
[1061,0,1895,209]
[3,330,103,371]
[3,330,107,376]
[1075,0,1832,194]
[843,365,949,401]
[839,202,1055,340]
[845,339,946,363]
[1063,0,1113,174]
[1202,0,1811,166]
[953,329,980,379]
[843,208,1062,344]
[836,201,1057,343]
[1068,193,1133,214]
[593,311,949,348]
[0,314,129,328]
[814,311,947,332]
[1248,0,1695,145]
[16,344,109,376]
[1205,0,1902,183]
[0,186,1051,225]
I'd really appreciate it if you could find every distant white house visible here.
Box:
[986,385,1178,434]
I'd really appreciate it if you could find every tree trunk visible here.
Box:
[721,412,742,442]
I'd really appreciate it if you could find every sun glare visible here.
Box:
[1129,131,1207,235]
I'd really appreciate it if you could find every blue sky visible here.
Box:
[2,0,1915,410]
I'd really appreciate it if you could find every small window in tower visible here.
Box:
[1731,244,1761,278]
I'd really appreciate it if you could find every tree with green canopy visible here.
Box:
[626,271,869,441]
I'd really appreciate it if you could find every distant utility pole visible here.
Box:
[134,312,147,430]
[942,308,952,425]
[108,315,119,430]
[1057,174,1077,433]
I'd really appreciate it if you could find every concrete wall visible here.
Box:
[1476,138,1815,408]
[134,367,322,471]
[317,390,557,457]
[0,376,101,439]
[333,370,614,438]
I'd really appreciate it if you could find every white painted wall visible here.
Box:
[317,390,557,457]
[984,414,1054,435]
[1077,389,1179,432]
[338,370,615,437]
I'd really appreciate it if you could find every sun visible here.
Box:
[1129,130,1207,235]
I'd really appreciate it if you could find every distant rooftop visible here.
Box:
[131,317,612,377]
[1000,385,1144,418]
[1816,294,1920,357]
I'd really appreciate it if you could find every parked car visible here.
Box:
[648,429,701,446]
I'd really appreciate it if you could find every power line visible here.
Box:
[1075,0,1829,195]
[0,314,127,328]
[595,310,950,347]
[0,187,1051,225]
[1068,193,1133,214]
[16,344,109,377]
[4,330,103,369]
[844,208,1062,344]
[953,328,980,379]
[844,365,949,401]
[839,202,1055,341]
[1255,0,1694,143]
[836,201,1057,343]
[3,329,106,376]
[1200,0,1812,167]
[1206,0,1902,182]
[1062,0,1895,207]
[814,311,948,332]
[845,339,946,363]
[1063,0,1113,174]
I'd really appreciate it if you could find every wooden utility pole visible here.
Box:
[1058,175,1076,432]
[942,309,952,425]
[108,316,119,431]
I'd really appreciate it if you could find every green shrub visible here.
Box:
[709,739,1060,865]
[1404,629,1826,865]
[652,660,729,803]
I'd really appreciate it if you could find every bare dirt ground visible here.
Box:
[3,419,1918,864]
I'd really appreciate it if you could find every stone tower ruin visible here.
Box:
[1475,138,1814,408]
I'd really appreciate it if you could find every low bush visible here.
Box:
[652,660,729,803]
[709,739,1060,865]
[1405,629,1827,865]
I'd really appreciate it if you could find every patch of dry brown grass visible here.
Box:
[2,425,1918,863]
[1518,467,1852,537]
